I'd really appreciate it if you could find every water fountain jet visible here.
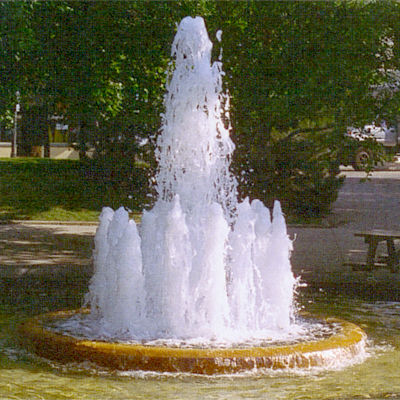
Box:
[17,16,366,374]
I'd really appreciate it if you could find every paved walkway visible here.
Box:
[1,168,400,311]
[289,169,400,301]
[0,222,97,313]
[0,222,96,278]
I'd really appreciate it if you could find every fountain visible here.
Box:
[17,16,366,374]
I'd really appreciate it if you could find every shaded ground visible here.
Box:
[290,169,400,302]
[2,169,400,317]
[0,222,97,315]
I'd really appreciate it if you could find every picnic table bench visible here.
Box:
[353,230,400,273]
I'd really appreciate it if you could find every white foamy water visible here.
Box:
[84,16,297,343]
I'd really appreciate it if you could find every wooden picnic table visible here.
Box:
[354,230,400,272]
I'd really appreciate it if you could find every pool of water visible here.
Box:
[1,289,400,400]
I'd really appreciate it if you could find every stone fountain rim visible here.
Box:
[16,309,367,374]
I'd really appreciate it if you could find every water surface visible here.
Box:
[2,291,400,400]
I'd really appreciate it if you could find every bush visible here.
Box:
[83,130,155,212]
[237,137,344,218]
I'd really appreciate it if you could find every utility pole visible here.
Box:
[12,91,20,157]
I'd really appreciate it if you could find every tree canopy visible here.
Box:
[3,1,400,215]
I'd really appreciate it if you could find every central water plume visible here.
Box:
[84,16,297,343]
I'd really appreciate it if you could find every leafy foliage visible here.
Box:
[3,1,400,216]
[215,1,400,215]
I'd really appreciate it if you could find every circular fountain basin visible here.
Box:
[16,309,366,375]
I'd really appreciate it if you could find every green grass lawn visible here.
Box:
[0,158,144,222]
[0,157,323,225]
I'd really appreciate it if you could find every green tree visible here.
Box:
[208,1,400,215]
[2,1,400,215]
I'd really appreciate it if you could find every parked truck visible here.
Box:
[342,122,399,170]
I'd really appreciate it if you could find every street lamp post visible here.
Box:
[12,91,20,158]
